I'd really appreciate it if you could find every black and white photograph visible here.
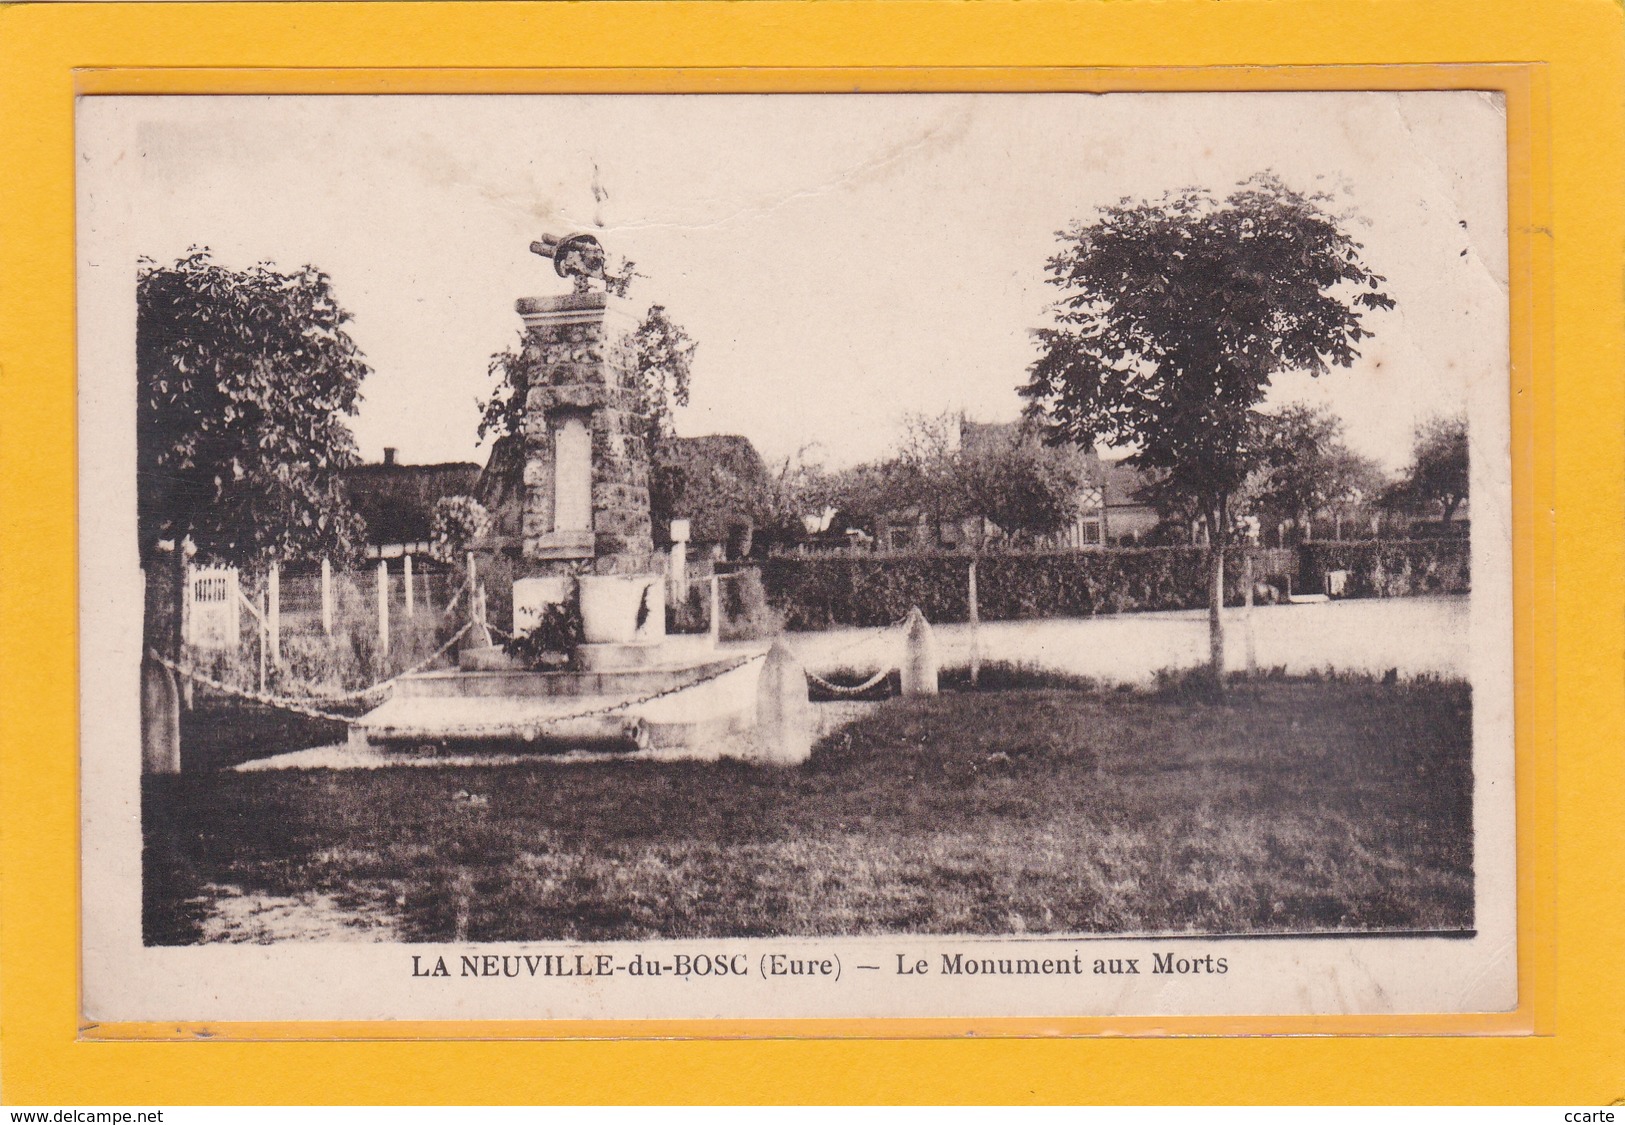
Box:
[77,91,1515,1022]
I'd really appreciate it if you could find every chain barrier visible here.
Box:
[802,614,912,698]
[151,650,362,723]
[437,573,470,621]
[156,634,766,739]
[347,650,771,744]
[157,621,474,720]
[505,650,768,730]
[805,666,894,697]
[316,622,474,701]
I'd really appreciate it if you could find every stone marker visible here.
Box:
[901,606,939,697]
[140,654,181,775]
[754,639,813,765]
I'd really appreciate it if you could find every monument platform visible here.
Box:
[347,646,768,754]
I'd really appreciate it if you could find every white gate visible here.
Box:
[184,565,240,650]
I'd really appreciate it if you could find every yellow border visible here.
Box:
[1,0,1616,1104]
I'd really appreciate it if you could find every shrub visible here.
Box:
[429,496,493,563]
[667,581,711,634]
[718,568,783,641]
[1299,539,1469,598]
[745,548,1293,630]
[502,600,584,670]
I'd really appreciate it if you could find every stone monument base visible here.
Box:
[348,642,772,756]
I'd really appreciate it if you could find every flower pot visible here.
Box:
[577,574,666,644]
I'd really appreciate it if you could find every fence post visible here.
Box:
[709,575,721,647]
[968,558,981,688]
[669,542,687,606]
[258,589,268,691]
[320,557,333,636]
[377,558,390,657]
[181,558,194,649]
[1243,553,1258,675]
[178,558,195,710]
[467,581,493,649]
[268,560,281,665]
[404,553,415,619]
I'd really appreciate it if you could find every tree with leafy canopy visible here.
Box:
[1021,174,1394,686]
[959,422,1090,544]
[1251,404,1389,542]
[625,305,696,452]
[137,248,370,568]
[1389,413,1469,527]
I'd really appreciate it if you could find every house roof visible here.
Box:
[1099,457,1152,509]
[659,434,770,479]
[337,459,481,545]
[655,434,773,543]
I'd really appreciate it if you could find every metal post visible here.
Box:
[404,553,415,618]
[377,558,390,657]
[268,560,281,665]
[320,556,333,636]
[968,558,981,688]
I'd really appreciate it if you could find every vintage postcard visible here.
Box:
[77,90,1516,1025]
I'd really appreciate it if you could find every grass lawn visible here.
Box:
[144,677,1473,944]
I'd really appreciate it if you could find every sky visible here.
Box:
[80,91,1509,475]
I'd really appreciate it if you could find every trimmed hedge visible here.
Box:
[1300,539,1470,598]
[740,547,1289,630]
[741,541,1465,630]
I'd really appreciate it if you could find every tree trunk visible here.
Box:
[1208,498,1228,692]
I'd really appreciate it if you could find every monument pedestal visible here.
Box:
[348,645,767,755]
